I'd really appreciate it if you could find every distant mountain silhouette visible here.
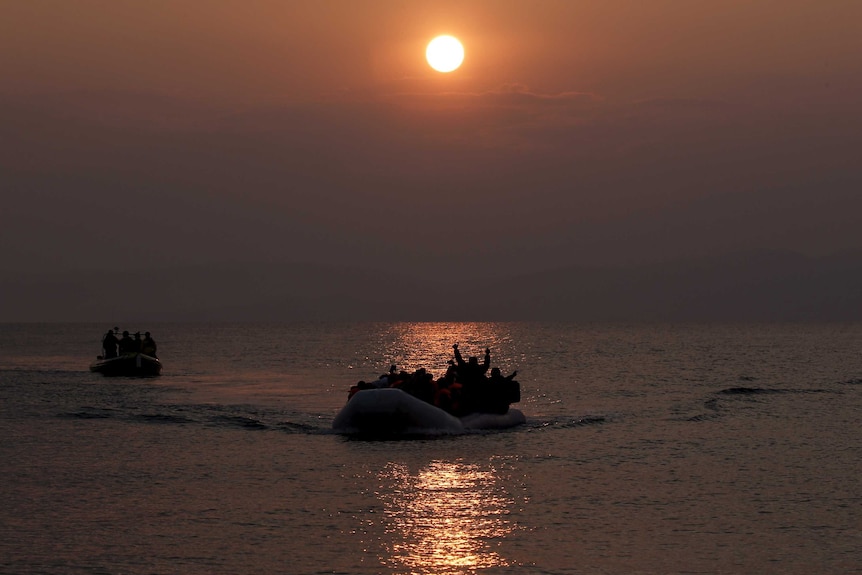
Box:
[2,251,861,322]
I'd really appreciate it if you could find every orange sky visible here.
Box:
[1,1,861,316]
[4,1,860,101]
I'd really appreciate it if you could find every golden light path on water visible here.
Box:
[377,460,517,573]
[383,322,515,375]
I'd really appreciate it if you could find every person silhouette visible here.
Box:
[452,343,491,384]
[489,367,517,383]
[141,332,157,357]
[102,329,119,359]
[118,331,135,354]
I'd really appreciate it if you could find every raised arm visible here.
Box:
[453,343,466,367]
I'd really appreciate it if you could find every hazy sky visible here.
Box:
[2,0,861,281]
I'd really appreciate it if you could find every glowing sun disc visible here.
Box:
[426,35,464,73]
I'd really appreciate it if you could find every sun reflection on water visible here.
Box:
[383,322,514,375]
[377,460,516,574]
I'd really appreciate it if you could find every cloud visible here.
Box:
[390,83,598,108]
[382,84,600,142]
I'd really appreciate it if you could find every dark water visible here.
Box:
[1,322,861,574]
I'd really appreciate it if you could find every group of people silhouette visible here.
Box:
[349,343,519,416]
[100,328,158,359]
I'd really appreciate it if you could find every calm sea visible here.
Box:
[1,322,860,574]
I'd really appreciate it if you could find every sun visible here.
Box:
[426,35,464,73]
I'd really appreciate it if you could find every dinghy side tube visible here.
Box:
[332,388,464,435]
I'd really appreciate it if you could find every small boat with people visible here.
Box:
[89,352,162,377]
[89,327,162,377]
[332,343,525,436]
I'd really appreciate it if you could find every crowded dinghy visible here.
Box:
[332,343,525,436]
